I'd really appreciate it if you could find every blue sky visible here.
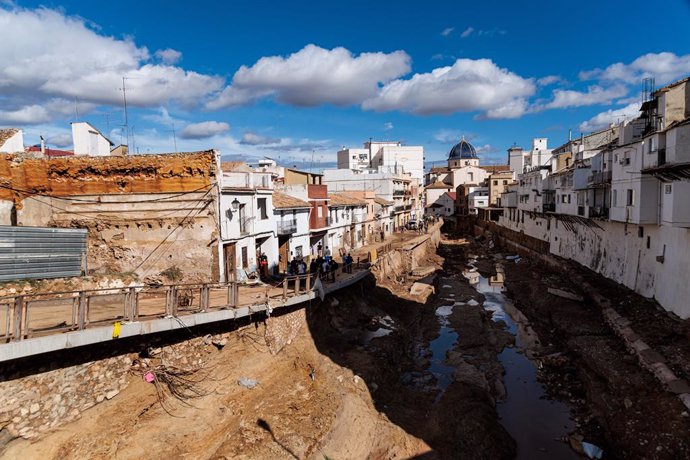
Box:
[2,0,690,170]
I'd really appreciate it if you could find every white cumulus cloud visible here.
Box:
[460,27,474,38]
[207,44,411,109]
[580,52,690,85]
[441,27,454,37]
[541,85,629,109]
[0,7,223,123]
[579,103,641,133]
[154,48,182,65]
[240,132,281,145]
[362,58,535,118]
[179,121,230,139]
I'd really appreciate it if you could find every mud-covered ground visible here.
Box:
[311,240,517,458]
[463,231,690,460]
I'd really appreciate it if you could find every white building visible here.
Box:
[218,163,278,282]
[494,76,690,319]
[72,122,113,156]
[337,140,424,183]
[323,168,415,230]
[0,128,24,153]
[326,193,367,256]
[508,138,552,174]
[273,191,311,273]
[425,137,511,216]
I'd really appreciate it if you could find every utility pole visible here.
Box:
[120,76,130,146]
[171,122,178,153]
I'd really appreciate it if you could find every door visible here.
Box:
[224,243,236,282]
[279,236,289,273]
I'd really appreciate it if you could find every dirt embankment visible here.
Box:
[465,232,690,460]
[3,315,430,460]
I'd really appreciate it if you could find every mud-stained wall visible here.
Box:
[490,213,690,319]
[0,152,220,282]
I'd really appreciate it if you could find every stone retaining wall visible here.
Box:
[0,318,296,441]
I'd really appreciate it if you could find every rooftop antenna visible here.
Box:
[74,96,80,122]
[120,76,130,146]
[310,149,315,173]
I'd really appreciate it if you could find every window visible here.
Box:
[493,180,498,185]
[239,204,247,234]
[241,246,248,269]
[638,227,644,238]
[468,172,474,182]
[258,198,268,219]
[613,190,618,206]
[561,194,571,204]
[503,180,508,185]
[317,206,323,218]
[626,189,634,206]
[295,245,303,258]
[665,184,672,194]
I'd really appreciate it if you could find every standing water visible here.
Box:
[471,260,578,460]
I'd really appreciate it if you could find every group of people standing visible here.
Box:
[286,245,355,283]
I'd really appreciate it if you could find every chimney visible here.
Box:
[40,135,46,155]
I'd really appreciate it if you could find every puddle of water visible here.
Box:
[428,323,458,393]
[362,315,396,345]
[472,265,577,460]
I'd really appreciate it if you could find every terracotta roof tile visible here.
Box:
[374,196,394,206]
[425,181,453,189]
[328,193,367,206]
[273,191,310,209]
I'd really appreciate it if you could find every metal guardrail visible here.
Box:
[0,282,242,343]
[277,219,297,235]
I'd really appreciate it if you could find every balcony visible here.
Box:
[277,219,297,235]
[587,170,612,186]
[393,190,406,197]
[589,207,609,219]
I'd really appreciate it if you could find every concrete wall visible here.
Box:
[494,212,690,318]
[72,122,111,156]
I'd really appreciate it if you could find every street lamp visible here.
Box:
[231,198,240,211]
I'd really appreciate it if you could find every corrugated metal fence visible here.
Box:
[0,226,87,281]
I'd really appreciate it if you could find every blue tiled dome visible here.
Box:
[448,136,478,160]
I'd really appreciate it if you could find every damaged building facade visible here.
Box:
[0,151,222,283]
[496,76,690,319]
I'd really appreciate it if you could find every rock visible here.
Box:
[624,398,633,409]
[96,394,105,403]
[105,389,119,400]
[547,288,584,302]
[29,403,39,414]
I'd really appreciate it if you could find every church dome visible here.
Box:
[448,136,478,160]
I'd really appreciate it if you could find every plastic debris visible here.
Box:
[144,371,155,383]
[238,377,259,389]
[505,255,520,260]
[112,321,121,339]
[582,442,603,459]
